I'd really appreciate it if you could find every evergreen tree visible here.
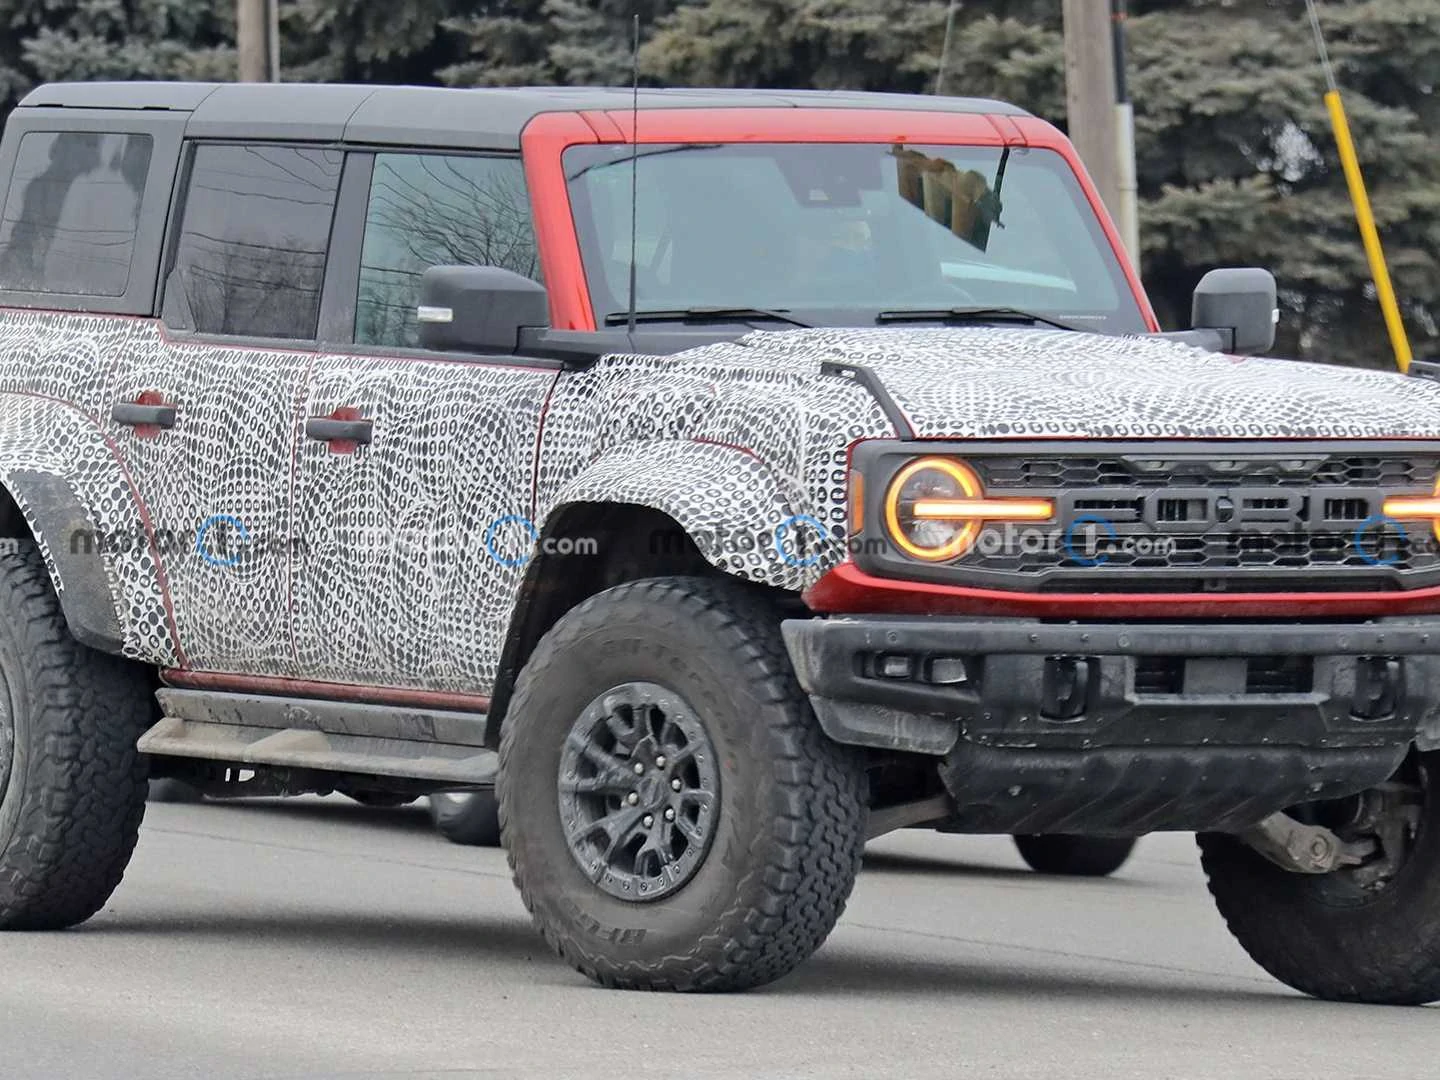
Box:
[641,0,947,91]
[547,0,679,86]
[0,0,234,114]
[285,0,461,84]
[439,1,557,86]
[1128,0,1440,365]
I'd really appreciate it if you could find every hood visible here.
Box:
[731,327,1440,440]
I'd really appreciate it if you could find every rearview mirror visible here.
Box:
[417,265,549,354]
[1191,268,1278,356]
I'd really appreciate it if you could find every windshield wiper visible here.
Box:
[875,307,1081,332]
[604,307,811,329]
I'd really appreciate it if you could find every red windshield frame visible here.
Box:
[520,107,1158,333]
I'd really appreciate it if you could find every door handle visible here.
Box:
[305,418,373,443]
[112,393,177,430]
[113,403,177,427]
[306,407,373,449]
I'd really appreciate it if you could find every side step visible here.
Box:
[140,689,497,784]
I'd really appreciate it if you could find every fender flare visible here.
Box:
[1,470,125,653]
[482,441,841,745]
[539,440,841,590]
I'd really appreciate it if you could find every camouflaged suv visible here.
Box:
[3,81,1440,1001]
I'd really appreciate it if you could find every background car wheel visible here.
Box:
[500,576,868,992]
[0,541,153,929]
[345,792,418,808]
[1199,752,1440,1005]
[428,791,501,846]
[147,778,205,804]
[1013,835,1136,877]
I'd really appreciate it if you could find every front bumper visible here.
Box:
[781,616,1440,833]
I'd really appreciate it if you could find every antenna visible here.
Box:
[935,0,960,95]
[625,12,640,337]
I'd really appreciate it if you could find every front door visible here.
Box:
[289,148,553,694]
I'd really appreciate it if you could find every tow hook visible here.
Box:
[1238,812,1376,874]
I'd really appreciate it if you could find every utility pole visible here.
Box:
[1062,0,1139,266]
[237,0,280,83]
[1111,1,1141,267]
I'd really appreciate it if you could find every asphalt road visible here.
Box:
[0,798,1433,1080]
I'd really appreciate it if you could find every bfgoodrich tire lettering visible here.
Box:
[1199,753,1440,1005]
[499,576,868,992]
[0,542,152,929]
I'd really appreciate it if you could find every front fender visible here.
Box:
[541,440,845,592]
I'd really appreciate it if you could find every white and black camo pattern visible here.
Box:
[5,311,1440,693]
[719,328,1440,440]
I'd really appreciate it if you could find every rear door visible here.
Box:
[108,140,343,675]
[290,148,556,694]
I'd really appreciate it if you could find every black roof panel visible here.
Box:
[18,83,1030,150]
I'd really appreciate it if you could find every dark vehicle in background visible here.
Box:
[3,83,1440,1002]
[424,791,1136,876]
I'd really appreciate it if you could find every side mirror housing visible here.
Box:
[417,265,548,354]
[1191,267,1278,356]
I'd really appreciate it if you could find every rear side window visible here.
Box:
[355,153,538,348]
[163,144,342,339]
[0,131,152,296]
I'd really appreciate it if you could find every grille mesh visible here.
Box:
[962,451,1440,586]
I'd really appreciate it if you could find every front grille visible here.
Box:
[961,442,1440,592]
[980,454,1439,491]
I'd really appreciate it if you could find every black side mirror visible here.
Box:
[417,265,549,354]
[1191,268,1278,356]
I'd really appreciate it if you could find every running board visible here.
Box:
[140,689,497,784]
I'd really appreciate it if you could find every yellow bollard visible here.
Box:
[1325,90,1413,373]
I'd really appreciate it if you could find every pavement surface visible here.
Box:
[0,796,1432,1080]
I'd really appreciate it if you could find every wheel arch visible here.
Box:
[483,497,804,746]
[0,470,128,654]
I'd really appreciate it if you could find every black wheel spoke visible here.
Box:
[558,770,632,796]
[557,681,721,903]
[671,813,706,847]
[679,788,715,812]
[569,732,628,776]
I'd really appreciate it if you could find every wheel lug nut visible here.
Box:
[664,808,675,821]
[655,755,667,768]
[626,792,639,805]
[671,778,682,791]
[633,762,645,774]
[643,814,654,827]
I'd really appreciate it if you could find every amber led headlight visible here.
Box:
[1383,477,1440,543]
[883,457,1054,562]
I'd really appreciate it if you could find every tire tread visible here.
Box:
[0,542,152,930]
[499,576,866,992]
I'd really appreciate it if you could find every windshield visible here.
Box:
[564,142,1148,334]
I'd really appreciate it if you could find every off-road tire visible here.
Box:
[499,576,868,992]
[1014,835,1136,877]
[1199,754,1440,1005]
[0,541,152,929]
[429,791,501,847]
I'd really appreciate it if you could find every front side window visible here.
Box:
[356,153,538,348]
[0,131,152,296]
[565,142,1147,334]
[163,144,342,339]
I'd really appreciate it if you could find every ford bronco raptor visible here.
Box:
[2,82,1440,1001]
